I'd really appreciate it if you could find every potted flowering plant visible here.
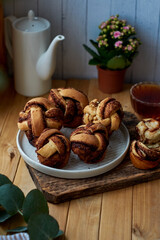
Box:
[83,14,141,93]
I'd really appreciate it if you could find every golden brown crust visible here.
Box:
[136,118,160,144]
[48,88,89,128]
[83,97,123,134]
[130,140,160,169]
[70,123,109,164]
[18,97,64,146]
[36,128,71,169]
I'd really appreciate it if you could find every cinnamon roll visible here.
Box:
[83,97,123,135]
[18,97,64,146]
[70,123,109,164]
[136,118,160,144]
[130,140,160,169]
[48,88,89,128]
[36,128,71,168]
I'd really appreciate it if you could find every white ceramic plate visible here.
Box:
[16,123,130,179]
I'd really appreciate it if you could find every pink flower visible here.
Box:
[113,31,121,38]
[115,41,123,47]
[123,26,129,30]
[100,22,106,29]
[127,45,133,51]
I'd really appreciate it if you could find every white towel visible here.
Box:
[0,233,29,240]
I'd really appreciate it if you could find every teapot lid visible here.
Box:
[14,10,50,32]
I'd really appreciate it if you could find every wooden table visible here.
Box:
[1,78,160,240]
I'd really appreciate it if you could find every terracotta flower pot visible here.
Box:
[97,66,127,94]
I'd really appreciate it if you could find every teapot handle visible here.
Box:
[4,16,16,58]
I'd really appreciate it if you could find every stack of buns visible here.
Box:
[130,118,160,169]
[18,88,124,168]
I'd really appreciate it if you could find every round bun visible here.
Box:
[48,88,89,128]
[36,128,71,169]
[130,140,160,169]
[83,97,123,135]
[17,97,64,146]
[70,123,109,164]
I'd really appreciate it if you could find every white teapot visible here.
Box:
[5,10,65,96]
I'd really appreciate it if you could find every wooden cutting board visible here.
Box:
[27,112,160,204]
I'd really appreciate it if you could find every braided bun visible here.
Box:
[83,97,123,135]
[18,97,64,146]
[48,88,89,128]
[136,118,160,144]
[36,128,71,168]
[130,140,160,169]
[70,123,109,164]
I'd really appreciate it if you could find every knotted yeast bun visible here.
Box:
[70,123,109,164]
[48,88,89,128]
[83,97,123,135]
[130,118,160,169]
[130,140,160,169]
[36,128,71,168]
[136,118,160,144]
[18,97,64,146]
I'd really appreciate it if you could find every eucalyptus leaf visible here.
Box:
[0,174,12,186]
[55,230,64,239]
[7,226,28,233]
[28,213,59,240]
[22,189,49,223]
[0,183,25,215]
[0,208,12,222]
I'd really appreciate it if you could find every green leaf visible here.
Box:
[0,183,25,215]
[22,189,49,223]
[89,58,101,65]
[106,55,127,70]
[83,44,99,58]
[7,226,28,233]
[0,174,12,186]
[90,40,99,50]
[0,208,12,222]
[28,213,59,240]
[55,230,64,239]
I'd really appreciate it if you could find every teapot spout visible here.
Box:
[36,35,65,81]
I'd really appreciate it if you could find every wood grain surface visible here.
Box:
[26,111,160,204]
[1,79,160,239]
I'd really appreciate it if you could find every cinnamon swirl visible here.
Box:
[70,123,109,164]
[36,128,71,168]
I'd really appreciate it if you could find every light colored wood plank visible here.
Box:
[66,78,90,96]
[99,188,132,240]
[62,0,87,79]
[64,79,102,239]
[12,79,69,233]
[154,13,160,82]
[132,0,160,83]
[0,85,15,134]
[13,157,69,232]
[110,0,136,84]
[132,180,160,240]
[3,0,14,16]
[14,0,38,17]
[0,91,28,179]
[85,0,111,78]
[65,195,102,240]
[38,0,63,79]
[2,0,160,84]
[87,79,133,240]
[87,79,134,114]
